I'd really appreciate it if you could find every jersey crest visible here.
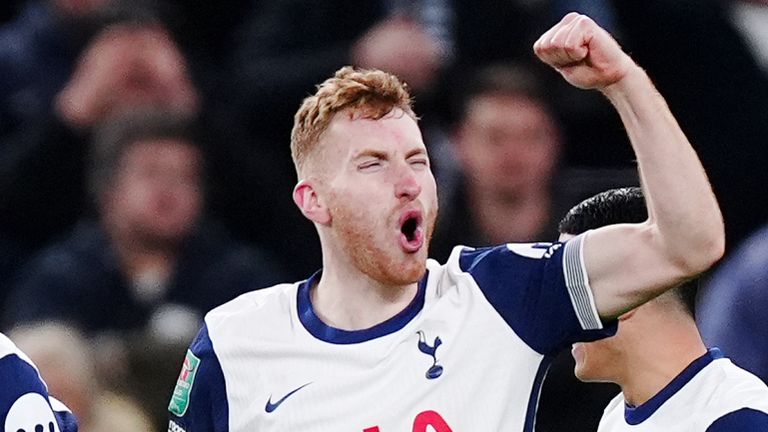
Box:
[416,331,444,379]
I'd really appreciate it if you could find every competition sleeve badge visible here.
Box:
[169,350,201,416]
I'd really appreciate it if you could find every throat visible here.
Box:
[311,271,420,331]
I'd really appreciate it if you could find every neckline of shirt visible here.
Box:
[297,270,429,344]
[624,347,724,425]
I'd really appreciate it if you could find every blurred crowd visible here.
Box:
[0,0,766,431]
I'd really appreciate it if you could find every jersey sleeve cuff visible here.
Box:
[563,231,603,330]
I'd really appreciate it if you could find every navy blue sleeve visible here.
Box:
[706,408,768,431]
[0,354,78,432]
[169,324,229,432]
[459,235,616,355]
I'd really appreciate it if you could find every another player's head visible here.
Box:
[558,187,698,383]
[453,63,561,202]
[291,66,437,285]
[90,109,204,247]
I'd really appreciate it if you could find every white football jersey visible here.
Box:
[0,333,78,432]
[169,234,616,431]
[598,349,768,432]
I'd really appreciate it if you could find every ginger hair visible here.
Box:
[290,66,416,176]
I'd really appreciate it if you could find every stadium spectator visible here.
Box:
[0,7,200,258]
[430,62,562,262]
[4,109,285,342]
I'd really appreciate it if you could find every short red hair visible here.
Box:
[290,66,416,175]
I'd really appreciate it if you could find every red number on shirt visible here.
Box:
[363,410,453,432]
[412,410,453,432]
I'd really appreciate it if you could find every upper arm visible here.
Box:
[583,223,694,319]
[459,236,615,354]
[706,408,768,432]
[168,325,229,432]
[0,354,78,432]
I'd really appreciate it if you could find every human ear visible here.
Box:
[293,179,331,225]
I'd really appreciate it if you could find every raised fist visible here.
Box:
[533,13,635,90]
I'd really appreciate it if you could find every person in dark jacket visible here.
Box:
[5,109,286,343]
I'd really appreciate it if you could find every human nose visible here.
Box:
[394,165,422,200]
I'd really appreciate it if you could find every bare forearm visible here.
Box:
[603,66,724,272]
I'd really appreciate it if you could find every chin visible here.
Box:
[573,365,594,383]
[400,258,428,283]
[368,253,427,286]
[574,362,615,384]
[385,259,427,285]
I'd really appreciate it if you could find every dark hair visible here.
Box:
[88,108,201,200]
[558,187,647,234]
[558,187,697,317]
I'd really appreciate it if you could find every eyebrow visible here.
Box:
[351,149,388,161]
[405,148,428,158]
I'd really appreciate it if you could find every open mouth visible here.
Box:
[402,217,418,241]
[398,211,424,253]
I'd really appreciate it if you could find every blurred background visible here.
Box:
[0,0,766,430]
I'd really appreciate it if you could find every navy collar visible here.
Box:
[625,348,724,424]
[297,271,428,344]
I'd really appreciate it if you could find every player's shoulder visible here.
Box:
[206,281,298,322]
[436,241,569,291]
[203,281,300,345]
[708,357,768,389]
[435,242,560,273]
[707,358,768,407]
[449,242,563,265]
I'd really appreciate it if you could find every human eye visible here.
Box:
[358,159,383,172]
[409,157,429,169]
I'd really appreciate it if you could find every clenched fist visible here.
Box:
[533,13,636,91]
